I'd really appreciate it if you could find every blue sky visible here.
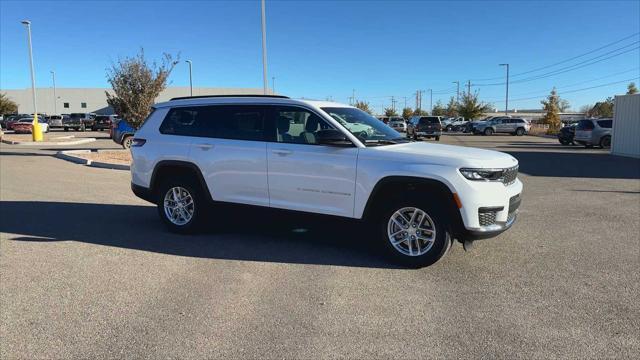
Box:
[1,0,639,113]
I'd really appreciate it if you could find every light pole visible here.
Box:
[21,20,42,142]
[452,81,460,103]
[428,89,433,114]
[260,0,268,94]
[185,60,193,96]
[50,70,57,114]
[272,76,275,94]
[499,63,509,115]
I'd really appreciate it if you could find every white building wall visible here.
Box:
[611,93,640,158]
[1,87,271,115]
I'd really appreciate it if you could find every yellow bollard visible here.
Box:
[32,113,43,142]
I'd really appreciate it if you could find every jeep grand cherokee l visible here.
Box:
[130,95,522,268]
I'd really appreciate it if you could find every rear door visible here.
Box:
[575,120,595,142]
[187,104,270,207]
[265,105,358,217]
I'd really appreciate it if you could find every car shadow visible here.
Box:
[0,201,400,269]
[503,150,640,179]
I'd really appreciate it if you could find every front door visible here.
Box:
[266,106,358,217]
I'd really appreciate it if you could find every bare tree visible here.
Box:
[106,49,179,128]
[0,93,18,115]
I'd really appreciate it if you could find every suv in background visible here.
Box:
[47,115,69,129]
[388,116,407,132]
[574,118,612,148]
[475,117,529,136]
[130,95,522,268]
[111,118,136,148]
[407,116,443,141]
[63,113,96,131]
[94,115,118,131]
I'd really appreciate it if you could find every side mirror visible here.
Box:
[316,129,352,146]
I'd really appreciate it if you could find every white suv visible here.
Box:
[131,95,522,267]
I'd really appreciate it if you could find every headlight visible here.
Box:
[459,168,504,181]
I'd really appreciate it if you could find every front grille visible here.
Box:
[478,211,497,226]
[502,165,518,185]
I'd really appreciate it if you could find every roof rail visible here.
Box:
[169,94,290,101]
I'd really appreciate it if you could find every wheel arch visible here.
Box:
[150,160,213,203]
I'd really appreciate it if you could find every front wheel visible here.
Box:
[516,128,525,136]
[484,128,494,136]
[378,204,452,268]
[435,136,440,141]
[600,136,611,148]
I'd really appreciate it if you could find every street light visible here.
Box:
[499,63,509,115]
[260,0,268,94]
[50,70,57,115]
[21,20,42,142]
[185,60,193,96]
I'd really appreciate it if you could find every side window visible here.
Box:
[159,107,205,137]
[273,106,333,145]
[215,106,266,141]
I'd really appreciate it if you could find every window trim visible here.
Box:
[269,104,356,147]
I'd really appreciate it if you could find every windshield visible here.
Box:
[321,107,403,144]
[419,117,440,125]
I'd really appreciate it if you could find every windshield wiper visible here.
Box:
[364,138,407,145]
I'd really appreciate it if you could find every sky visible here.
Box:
[1,0,639,114]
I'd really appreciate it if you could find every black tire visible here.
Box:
[374,196,453,268]
[435,136,440,141]
[600,136,611,148]
[64,127,69,132]
[446,125,453,132]
[484,128,494,136]
[156,177,206,234]
[585,144,593,148]
[91,126,97,131]
[516,127,525,136]
[122,136,133,149]
[559,139,569,146]
[413,133,418,141]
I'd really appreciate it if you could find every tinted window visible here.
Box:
[419,117,440,124]
[159,107,203,136]
[160,105,267,140]
[577,120,595,130]
[597,120,612,128]
[274,106,332,144]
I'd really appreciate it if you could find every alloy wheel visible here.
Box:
[163,186,195,226]
[387,207,436,256]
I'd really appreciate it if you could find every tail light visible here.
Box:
[131,138,146,147]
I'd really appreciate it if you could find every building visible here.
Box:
[1,87,271,115]
[611,93,640,158]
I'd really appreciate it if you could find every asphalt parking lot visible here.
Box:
[1,133,639,358]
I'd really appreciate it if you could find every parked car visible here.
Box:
[11,117,49,133]
[557,123,578,145]
[388,116,407,132]
[94,115,118,131]
[111,118,136,148]
[130,95,522,268]
[63,112,96,131]
[407,116,443,140]
[444,117,469,132]
[574,118,612,148]
[475,117,529,136]
[47,115,69,129]
[2,114,29,129]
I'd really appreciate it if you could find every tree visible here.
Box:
[0,93,18,115]
[354,100,373,114]
[540,88,562,131]
[456,91,491,120]
[587,97,614,118]
[413,108,429,116]
[627,82,638,95]
[105,49,179,128]
[578,104,592,114]
[401,107,413,119]
[445,96,458,117]
[431,101,446,116]
[558,98,571,112]
[384,107,398,117]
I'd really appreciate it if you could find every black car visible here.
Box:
[557,123,577,145]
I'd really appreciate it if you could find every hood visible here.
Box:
[362,142,518,168]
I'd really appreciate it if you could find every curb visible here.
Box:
[1,137,97,146]
[55,150,130,171]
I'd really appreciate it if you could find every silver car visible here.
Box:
[388,117,407,132]
[574,118,612,148]
[475,117,530,136]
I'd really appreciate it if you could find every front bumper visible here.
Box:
[131,182,155,203]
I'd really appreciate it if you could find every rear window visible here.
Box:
[419,117,441,124]
[577,120,595,130]
[95,115,110,121]
[597,120,612,128]
[70,113,85,119]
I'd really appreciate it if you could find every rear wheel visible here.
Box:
[122,136,133,149]
[516,127,525,136]
[157,178,205,234]
[435,136,440,141]
[446,125,453,132]
[600,135,611,148]
[484,128,494,136]
[64,127,69,132]
[376,200,452,268]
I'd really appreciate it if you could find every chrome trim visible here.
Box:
[387,207,436,256]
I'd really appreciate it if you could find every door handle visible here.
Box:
[195,143,213,150]
[272,149,293,156]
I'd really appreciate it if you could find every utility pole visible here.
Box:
[391,96,396,112]
[185,60,193,96]
[403,96,407,109]
[50,70,57,115]
[272,76,275,94]
[499,63,509,115]
[467,80,471,96]
[453,81,460,103]
[428,89,433,114]
[349,89,355,105]
[260,0,268,94]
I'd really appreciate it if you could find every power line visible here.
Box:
[506,77,639,102]
[470,32,640,81]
